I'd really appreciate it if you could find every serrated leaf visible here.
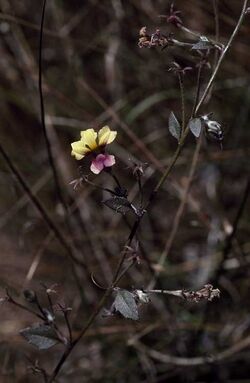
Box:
[188,118,202,138]
[103,196,133,215]
[20,324,59,350]
[112,289,139,320]
[168,111,181,141]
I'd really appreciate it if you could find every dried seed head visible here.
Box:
[182,284,220,303]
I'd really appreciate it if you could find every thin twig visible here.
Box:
[5,290,45,321]
[195,0,249,114]
[0,144,84,268]
[148,135,202,289]
[178,73,185,135]
[39,0,65,211]
[38,0,86,300]
[194,180,250,350]
[191,61,203,118]
[64,312,73,344]
[179,24,222,49]
[132,335,250,366]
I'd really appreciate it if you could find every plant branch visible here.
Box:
[39,0,67,215]
[191,61,203,118]
[148,135,202,289]
[178,73,185,134]
[5,290,45,321]
[132,335,250,367]
[195,0,249,114]
[0,144,84,269]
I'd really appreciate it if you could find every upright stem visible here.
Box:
[178,73,185,135]
[39,0,66,213]
[191,62,203,118]
[195,0,249,115]
[148,135,202,289]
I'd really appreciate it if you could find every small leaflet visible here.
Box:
[192,36,214,50]
[188,118,202,138]
[112,289,139,320]
[168,111,181,141]
[103,196,133,215]
[20,324,59,350]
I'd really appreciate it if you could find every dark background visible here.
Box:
[0,0,250,382]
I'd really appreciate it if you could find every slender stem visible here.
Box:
[171,38,194,48]
[115,260,136,285]
[110,172,122,189]
[214,177,250,281]
[178,73,185,135]
[39,0,66,215]
[46,293,54,316]
[151,131,187,198]
[64,312,73,344]
[48,287,111,383]
[179,24,222,48]
[82,175,116,195]
[191,62,203,118]
[148,135,202,289]
[138,176,144,207]
[144,289,183,298]
[214,9,219,36]
[48,222,139,382]
[6,291,45,321]
[195,0,249,115]
[0,144,85,269]
[35,296,47,319]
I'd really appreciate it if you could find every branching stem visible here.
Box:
[44,0,249,380]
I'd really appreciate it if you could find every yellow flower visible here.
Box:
[71,126,117,160]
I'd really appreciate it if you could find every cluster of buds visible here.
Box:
[138,27,172,49]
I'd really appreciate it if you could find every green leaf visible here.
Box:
[112,289,139,320]
[168,111,181,141]
[20,324,59,350]
[188,118,202,138]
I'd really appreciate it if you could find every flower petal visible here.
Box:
[98,126,117,146]
[80,129,98,151]
[90,154,106,174]
[103,154,116,167]
[71,140,90,160]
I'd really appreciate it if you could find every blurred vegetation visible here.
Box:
[0,0,250,382]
